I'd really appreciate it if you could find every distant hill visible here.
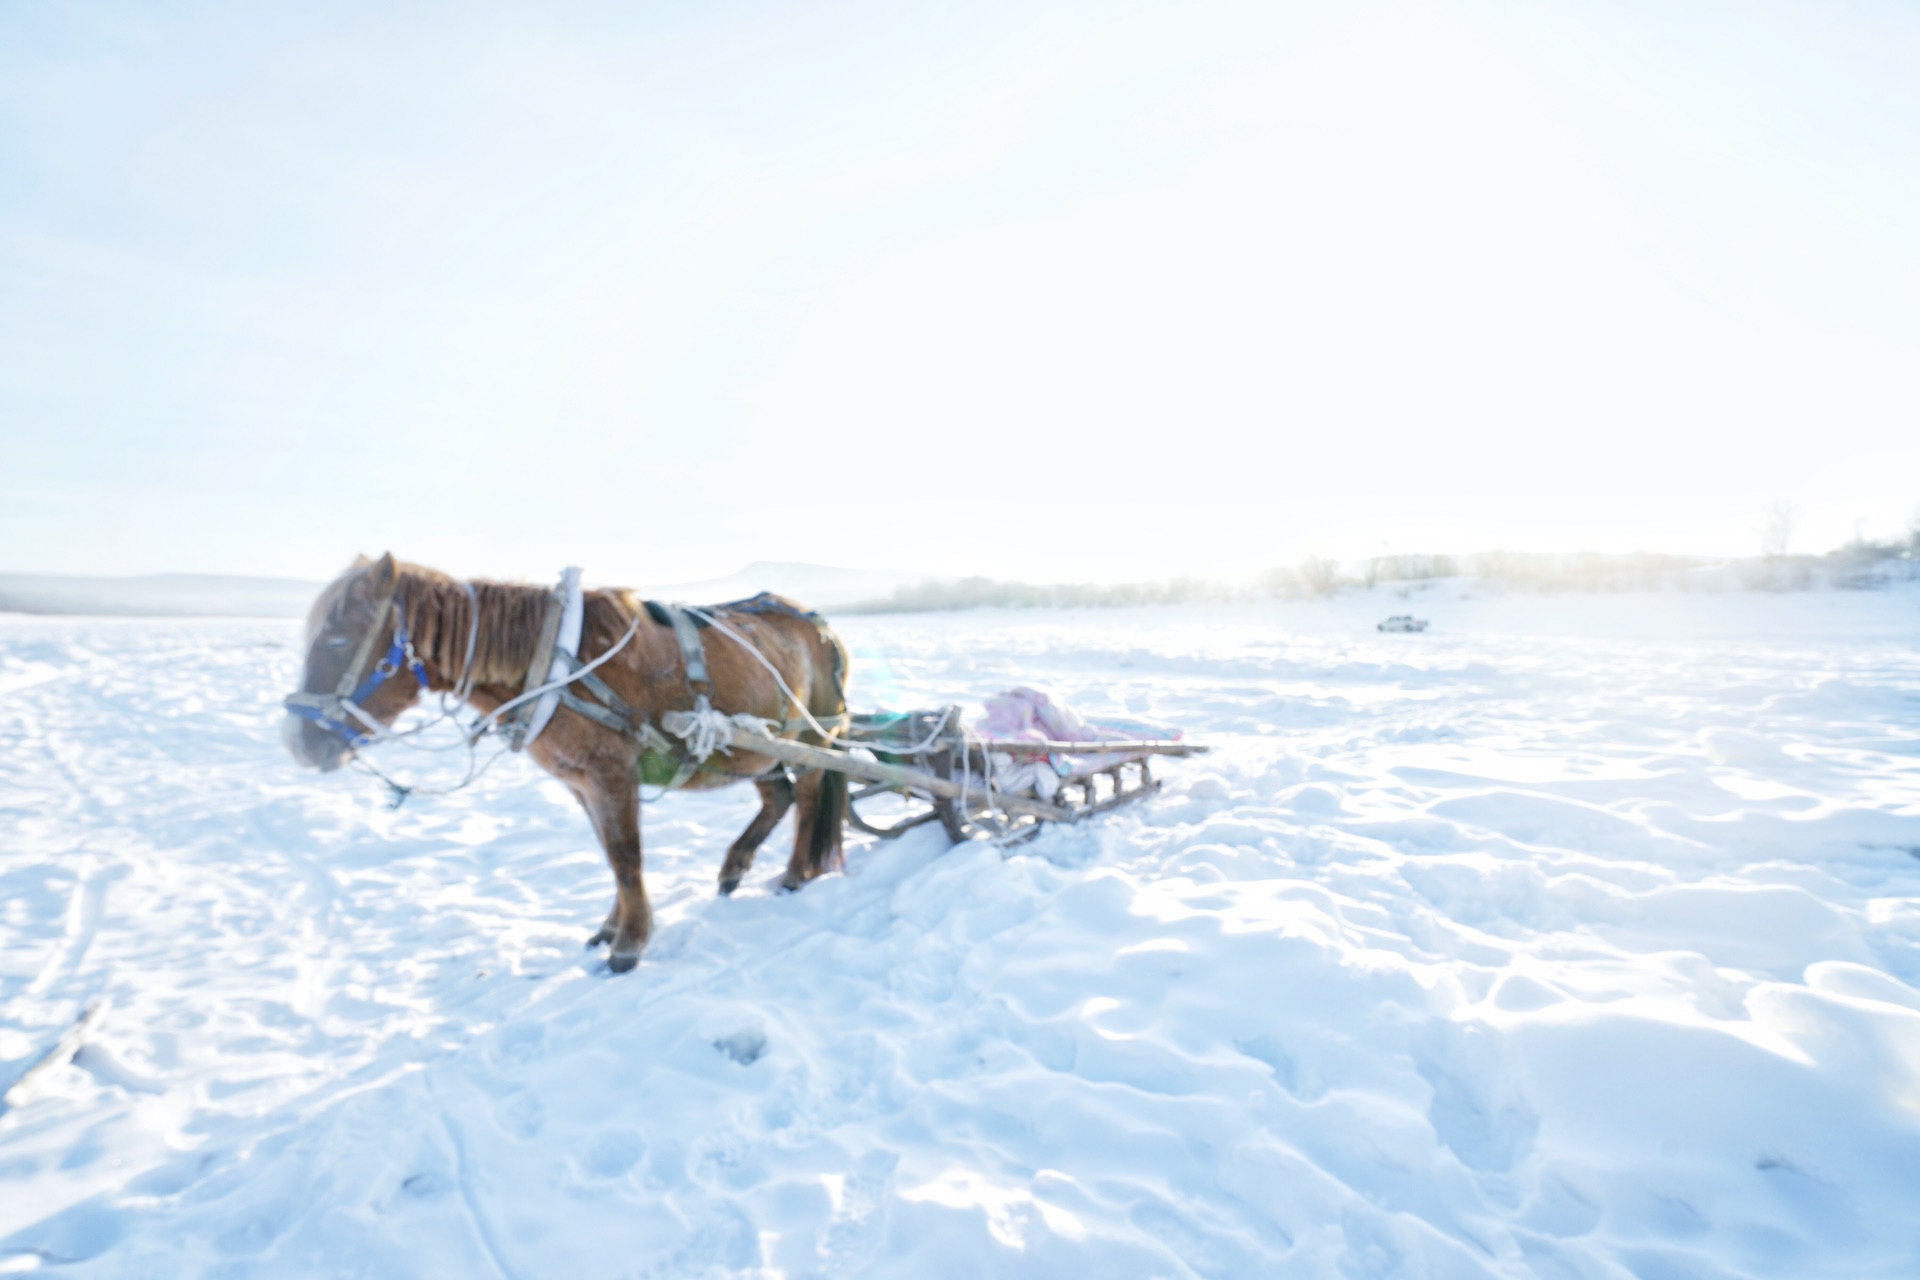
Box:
[0,573,322,618]
[632,561,932,610]
[0,562,927,618]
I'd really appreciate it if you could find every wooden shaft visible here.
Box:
[972,739,1209,757]
[727,727,1075,823]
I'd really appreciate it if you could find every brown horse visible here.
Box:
[282,553,851,972]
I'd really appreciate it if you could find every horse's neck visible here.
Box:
[400,572,552,699]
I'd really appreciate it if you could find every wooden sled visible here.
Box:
[721,708,1208,846]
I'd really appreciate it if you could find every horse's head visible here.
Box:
[282,552,427,772]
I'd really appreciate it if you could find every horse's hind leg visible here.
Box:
[780,767,847,892]
[719,771,795,896]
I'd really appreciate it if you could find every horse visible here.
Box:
[281,553,851,973]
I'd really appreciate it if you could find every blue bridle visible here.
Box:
[284,593,428,748]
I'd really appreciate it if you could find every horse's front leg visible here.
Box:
[570,768,651,972]
[585,902,620,950]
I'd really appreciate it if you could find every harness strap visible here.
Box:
[659,603,711,693]
[507,593,834,796]
[507,587,566,751]
[560,651,631,720]
[557,687,631,735]
[518,566,585,750]
[551,648,635,735]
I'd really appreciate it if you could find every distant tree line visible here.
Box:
[837,512,1920,614]
[838,575,1238,614]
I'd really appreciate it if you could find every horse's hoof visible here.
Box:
[777,877,802,894]
[717,877,740,897]
[606,950,639,974]
[586,927,614,949]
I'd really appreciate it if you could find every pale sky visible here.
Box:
[3,0,1916,586]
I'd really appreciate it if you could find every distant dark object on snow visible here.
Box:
[1378,615,1429,633]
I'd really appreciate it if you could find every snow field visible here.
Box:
[2,590,1919,1277]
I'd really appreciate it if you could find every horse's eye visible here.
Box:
[324,634,353,651]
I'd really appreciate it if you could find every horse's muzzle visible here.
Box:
[282,713,348,772]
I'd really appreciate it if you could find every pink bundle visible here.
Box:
[978,687,1100,743]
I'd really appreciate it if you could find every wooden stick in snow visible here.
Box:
[2,999,108,1109]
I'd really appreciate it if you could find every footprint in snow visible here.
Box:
[575,1128,646,1180]
[1413,1020,1538,1174]
[490,1023,545,1066]
[494,1090,545,1140]
[399,1171,452,1201]
[714,1027,767,1066]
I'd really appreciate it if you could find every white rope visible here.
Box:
[340,580,504,800]
[948,723,1010,838]
[660,700,775,762]
[468,611,642,741]
[931,718,1019,840]
[349,730,516,808]
[363,698,487,753]
[973,725,1007,836]
[680,605,842,742]
[338,581,636,807]
[341,698,391,740]
[959,723,971,823]
[844,706,952,758]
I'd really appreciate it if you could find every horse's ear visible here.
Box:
[350,553,373,570]
[369,552,398,594]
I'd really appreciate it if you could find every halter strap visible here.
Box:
[336,592,394,701]
[284,588,426,747]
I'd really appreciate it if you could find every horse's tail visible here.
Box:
[807,616,850,874]
[805,767,847,875]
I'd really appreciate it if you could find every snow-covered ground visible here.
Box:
[3,588,1919,1278]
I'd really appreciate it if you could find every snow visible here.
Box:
[2,587,1919,1278]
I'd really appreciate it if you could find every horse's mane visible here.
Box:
[396,563,637,689]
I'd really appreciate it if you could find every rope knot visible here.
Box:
[661,697,775,762]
